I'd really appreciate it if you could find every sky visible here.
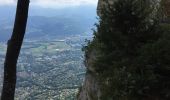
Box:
[0,0,98,8]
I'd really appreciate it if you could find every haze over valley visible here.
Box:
[0,5,97,99]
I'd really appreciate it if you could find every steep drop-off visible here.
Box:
[78,0,170,100]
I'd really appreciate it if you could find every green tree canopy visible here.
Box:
[84,0,170,99]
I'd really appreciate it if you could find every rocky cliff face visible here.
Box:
[97,0,115,16]
[77,1,110,99]
[77,49,103,100]
[77,0,170,100]
[77,72,102,100]
[162,0,170,17]
[97,0,170,17]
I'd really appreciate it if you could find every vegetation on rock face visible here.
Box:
[83,0,170,99]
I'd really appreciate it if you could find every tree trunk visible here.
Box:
[1,0,30,100]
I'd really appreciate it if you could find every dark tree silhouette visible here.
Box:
[1,0,30,100]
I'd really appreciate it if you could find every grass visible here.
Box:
[0,41,71,56]
[24,41,71,55]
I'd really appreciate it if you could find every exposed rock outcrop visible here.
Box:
[77,72,101,100]
[97,0,170,17]
[162,0,170,17]
[97,0,115,16]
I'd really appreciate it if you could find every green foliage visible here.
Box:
[83,0,170,99]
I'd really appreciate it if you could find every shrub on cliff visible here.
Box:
[84,0,170,99]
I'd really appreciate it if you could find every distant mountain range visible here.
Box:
[0,5,97,42]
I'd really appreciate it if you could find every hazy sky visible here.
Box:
[0,0,98,8]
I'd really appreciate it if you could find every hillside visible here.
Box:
[0,6,97,42]
[0,5,97,99]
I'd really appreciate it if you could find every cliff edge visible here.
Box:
[78,0,170,100]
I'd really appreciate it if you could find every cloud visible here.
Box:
[32,0,98,8]
[0,0,16,5]
[0,0,98,8]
